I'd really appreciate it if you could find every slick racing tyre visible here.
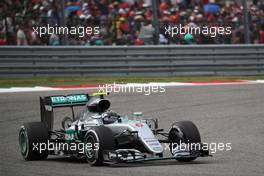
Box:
[168,121,201,162]
[61,116,73,130]
[19,122,49,160]
[84,126,115,166]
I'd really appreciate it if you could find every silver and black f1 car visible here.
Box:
[19,92,210,166]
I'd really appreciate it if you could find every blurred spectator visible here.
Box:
[183,33,196,44]
[139,20,155,44]
[260,26,264,44]
[16,26,28,45]
[159,34,168,44]
[49,33,60,45]
[0,34,7,45]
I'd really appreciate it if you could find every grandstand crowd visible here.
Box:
[0,0,263,45]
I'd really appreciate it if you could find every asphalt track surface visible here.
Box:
[0,84,264,176]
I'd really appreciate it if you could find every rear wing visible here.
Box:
[40,92,109,130]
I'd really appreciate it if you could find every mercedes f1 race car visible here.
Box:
[19,92,211,166]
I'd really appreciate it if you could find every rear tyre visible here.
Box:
[19,122,49,160]
[84,126,115,166]
[169,121,201,162]
[61,117,73,130]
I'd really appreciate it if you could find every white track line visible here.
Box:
[0,86,60,93]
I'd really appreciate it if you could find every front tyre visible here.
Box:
[169,121,201,162]
[84,126,115,166]
[19,122,49,160]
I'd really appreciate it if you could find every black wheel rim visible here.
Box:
[85,134,97,161]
